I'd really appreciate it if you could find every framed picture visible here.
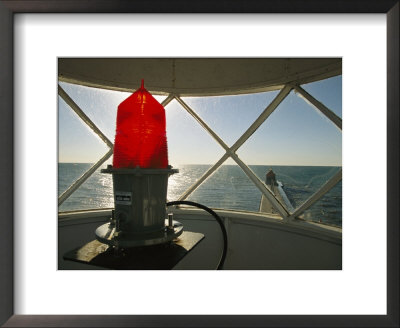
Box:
[1,1,398,327]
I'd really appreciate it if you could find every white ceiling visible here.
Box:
[58,58,341,96]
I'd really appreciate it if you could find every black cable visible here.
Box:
[166,200,227,270]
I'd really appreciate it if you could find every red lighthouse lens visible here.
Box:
[112,80,169,169]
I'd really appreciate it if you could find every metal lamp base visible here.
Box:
[95,219,183,248]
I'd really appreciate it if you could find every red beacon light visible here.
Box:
[96,80,181,249]
[113,80,168,169]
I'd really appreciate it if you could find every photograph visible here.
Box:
[58,58,342,270]
[2,1,397,325]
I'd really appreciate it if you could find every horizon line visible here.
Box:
[58,162,342,167]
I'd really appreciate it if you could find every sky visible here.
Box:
[58,75,342,166]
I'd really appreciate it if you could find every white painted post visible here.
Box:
[231,85,293,152]
[230,153,289,219]
[58,85,114,148]
[161,94,174,107]
[58,149,114,206]
[175,96,230,151]
[288,169,342,220]
[294,85,342,130]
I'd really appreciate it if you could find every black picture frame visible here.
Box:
[1,1,398,327]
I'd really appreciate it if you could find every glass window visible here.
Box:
[182,91,279,146]
[59,165,113,212]
[58,95,110,166]
[165,99,224,167]
[299,181,342,227]
[187,164,262,212]
[237,81,342,225]
[58,76,342,227]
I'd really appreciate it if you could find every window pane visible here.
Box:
[58,162,92,196]
[167,165,212,202]
[187,165,262,212]
[58,165,113,212]
[165,99,225,166]
[182,91,279,146]
[58,95,110,163]
[300,181,342,226]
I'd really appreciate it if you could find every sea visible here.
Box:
[58,163,342,227]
